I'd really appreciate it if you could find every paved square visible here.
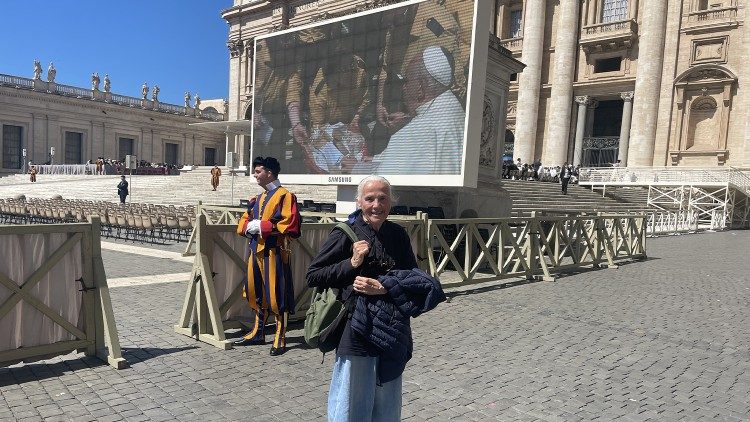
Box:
[2,231,749,421]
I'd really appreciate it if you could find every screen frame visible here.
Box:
[250,0,492,188]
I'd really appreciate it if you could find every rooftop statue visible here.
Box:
[33,60,42,80]
[47,62,56,83]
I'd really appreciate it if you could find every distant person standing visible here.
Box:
[210,165,222,191]
[29,165,37,183]
[561,164,572,195]
[96,157,104,175]
[117,175,129,203]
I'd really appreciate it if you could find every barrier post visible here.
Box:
[90,217,126,369]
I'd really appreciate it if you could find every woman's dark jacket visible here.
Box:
[350,269,445,382]
[306,210,418,364]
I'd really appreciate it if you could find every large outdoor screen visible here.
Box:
[251,0,483,185]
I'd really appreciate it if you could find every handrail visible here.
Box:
[579,166,750,195]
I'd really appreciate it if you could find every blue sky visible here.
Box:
[0,0,232,106]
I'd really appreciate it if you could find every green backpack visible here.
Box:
[304,222,358,352]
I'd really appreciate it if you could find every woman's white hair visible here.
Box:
[355,175,398,204]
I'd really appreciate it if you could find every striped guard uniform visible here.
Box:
[236,184,301,349]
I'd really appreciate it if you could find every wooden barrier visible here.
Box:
[0,217,125,369]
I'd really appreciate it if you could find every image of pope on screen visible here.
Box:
[251,0,474,176]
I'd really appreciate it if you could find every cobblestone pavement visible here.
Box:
[2,231,749,421]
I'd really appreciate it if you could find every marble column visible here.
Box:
[545,0,581,166]
[573,96,589,166]
[618,91,635,164]
[628,2,668,166]
[513,0,546,163]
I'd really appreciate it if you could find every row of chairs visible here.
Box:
[0,198,195,243]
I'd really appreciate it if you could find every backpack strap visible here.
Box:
[333,222,358,243]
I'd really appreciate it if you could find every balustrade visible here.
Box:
[158,103,186,115]
[500,37,523,53]
[688,6,737,22]
[0,73,224,121]
[110,94,142,107]
[0,74,34,89]
[54,84,92,99]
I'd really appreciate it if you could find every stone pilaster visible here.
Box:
[628,2,668,166]
[573,96,590,166]
[513,0,546,163]
[544,0,580,166]
[618,92,635,164]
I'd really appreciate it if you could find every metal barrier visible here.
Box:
[0,218,125,369]
[175,210,645,349]
[427,213,647,286]
[645,211,699,235]
[579,167,750,230]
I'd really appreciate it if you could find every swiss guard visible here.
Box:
[234,156,301,356]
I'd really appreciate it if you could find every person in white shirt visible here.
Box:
[364,46,465,175]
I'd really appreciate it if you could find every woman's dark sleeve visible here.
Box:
[306,229,359,289]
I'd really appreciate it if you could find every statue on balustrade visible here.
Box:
[103,74,111,92]
[194,94,201,110]
[152,85,160,101]
[184,91,191,108]
[33,60,42,80]
[91,72,100,91]
[47,63,56,83]
[141,82,149,99]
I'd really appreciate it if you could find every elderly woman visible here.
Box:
[307,176,444,421]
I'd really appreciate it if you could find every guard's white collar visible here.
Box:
[265,179,281,191]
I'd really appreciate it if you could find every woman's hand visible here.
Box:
[350,240,369,268]
[353,276,386,295]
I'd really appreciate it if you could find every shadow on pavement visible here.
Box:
[0,346,198,387]
[120,345,199,364]
[445,256,660,299]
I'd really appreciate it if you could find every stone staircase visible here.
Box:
[602,186,650,207]
[501,180,649,216]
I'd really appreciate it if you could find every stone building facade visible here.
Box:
[0,72,227,174]
[501,0,749,167]
[222,0,750,168]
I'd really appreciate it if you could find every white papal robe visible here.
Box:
[371,90,465,175]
